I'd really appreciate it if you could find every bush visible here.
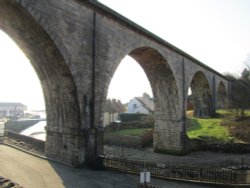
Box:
[119,113,154,123]
[104,129,153,148]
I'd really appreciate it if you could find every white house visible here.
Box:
[127,93,154,114]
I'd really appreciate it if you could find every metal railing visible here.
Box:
[103,157,248,185]
[0,122,5,136]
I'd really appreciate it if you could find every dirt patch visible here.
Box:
[104,129,153,148]
[223,116,250,143]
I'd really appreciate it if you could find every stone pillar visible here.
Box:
[153,118,189,155]
[46,127,87,167]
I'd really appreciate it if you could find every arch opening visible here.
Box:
[103,46,187,155]
[105,55,153,125]
[104,55,154,154]
[0,30,46,138]
[0,1,82,166]
[216,82,227,109]
[189,71,214,118]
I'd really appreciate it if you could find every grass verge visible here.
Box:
[186,117,234,143]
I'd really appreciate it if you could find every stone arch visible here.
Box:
[129,47,179,120]
[103,46,186,154]
[216,81,227,109]
[0,0,81,164]
[190,71,214,117]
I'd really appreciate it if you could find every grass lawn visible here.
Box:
[107,128,151,137]
[186,109,250,143]
[186,117,234,143]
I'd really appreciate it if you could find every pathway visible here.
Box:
[0,145,216,188]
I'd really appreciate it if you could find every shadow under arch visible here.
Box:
[216,81,227,109]
[103,46,188,154]
[189,71,215,117]
[0,0,81,165]
[129,47,179,120]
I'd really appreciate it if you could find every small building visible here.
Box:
[127,93,154,114]
[103,99,126,126]
[0,102,27,118]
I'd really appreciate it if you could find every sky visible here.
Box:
[0,31,45,110]
[103,0,250,102]
[1,0,250,109]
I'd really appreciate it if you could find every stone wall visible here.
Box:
[6,130,45,152]
[5,120,40,133]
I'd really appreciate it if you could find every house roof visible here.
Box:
[135,97,154,113]
[103,99,126,113]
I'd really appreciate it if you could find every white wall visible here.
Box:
[127,98,149,114]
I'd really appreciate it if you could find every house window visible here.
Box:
[133,104,137,109]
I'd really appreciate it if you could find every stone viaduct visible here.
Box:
[0,0,230,166]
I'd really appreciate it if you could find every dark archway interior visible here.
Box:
[129,47,179,120]
[217,82,227,109]
[190,72,213,117]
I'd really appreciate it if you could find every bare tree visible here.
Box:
[244,53,250,70]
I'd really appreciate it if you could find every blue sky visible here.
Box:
[0,0,250,109]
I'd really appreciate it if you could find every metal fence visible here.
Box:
[138,183,160,188]
[103,157,248,185]
[0,122,5,136]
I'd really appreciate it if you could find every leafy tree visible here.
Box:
[225,67,250,118]
[241,68,250,80]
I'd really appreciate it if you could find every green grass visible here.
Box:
[107,110,250,144]
[187,115,234,143]
[108,128,151,137]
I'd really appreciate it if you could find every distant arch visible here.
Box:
[189,71,213,117]
[216,81,227,109]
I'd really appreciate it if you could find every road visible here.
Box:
[0,144,217,188]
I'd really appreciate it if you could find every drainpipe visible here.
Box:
[91,11,96,130]
[91,12,104,168]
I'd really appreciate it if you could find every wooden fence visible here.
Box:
[103,157,248,185]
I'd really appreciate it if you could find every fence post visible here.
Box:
[0,121,5,137]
